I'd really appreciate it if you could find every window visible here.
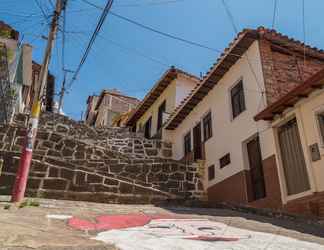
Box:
[157,101,166,130]
[219,153,231,168]
[318,112,324,145]
[184,131,191,156]
[203,112,213,141]
[144,117,152,139]
[231,80,246,119]
[208,165,215,181]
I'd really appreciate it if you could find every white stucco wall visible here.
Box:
[136,75,197,137]
[299,90,324,192]
[165,41,275,189]
[271,90,324,201]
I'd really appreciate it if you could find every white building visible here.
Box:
[162,27,324,216]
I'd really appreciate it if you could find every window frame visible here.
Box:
[219,153,231,168]
[316,110,324,147]
[208,165,215,181]
[144,116,152,139]
[157,100,166,131]
[230,79,246,120]
[203,111,213,142]
[183,131,192,156]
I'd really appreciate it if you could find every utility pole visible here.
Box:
[11,0,67,203]
[57,71,66,113]
[57,69,73,113]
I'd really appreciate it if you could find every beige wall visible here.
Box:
[271,90,324,204]
[136,75,197,137]
[165,41,275,189]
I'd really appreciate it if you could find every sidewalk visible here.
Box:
[0,196,324,249]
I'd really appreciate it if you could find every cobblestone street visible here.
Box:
[1,196,324,250]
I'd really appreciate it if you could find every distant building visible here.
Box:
[125,67,200,139]
[85,89,140,127]
[0,20,55,123]
[29,61,55,112]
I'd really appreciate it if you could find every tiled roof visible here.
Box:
[125,66,200,126]
[164,26,324,130]
[254,68,324,121]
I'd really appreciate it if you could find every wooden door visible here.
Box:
[278,118,310,195]
[247,136,266,201]
[193,123,202,161]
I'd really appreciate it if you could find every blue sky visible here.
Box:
[1,0,324,119]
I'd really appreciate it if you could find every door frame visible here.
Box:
[244,134,266,202]
[272,111,316,203]
[193,122,202,161]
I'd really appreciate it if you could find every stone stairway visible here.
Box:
[0,112,204,204]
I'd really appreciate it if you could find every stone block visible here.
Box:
[48,167,60,178]
[104,178,119,186]
[75,172,86,185]
[43,179,67,190]
[125,164,141,173]
[14,137,25,147]
[61,168,74,180]
[119,182,134,193]
[49,133,62,143]
[109,164,125,173]
[47,149,61,158]
[92,184,118,193]
[162,149,172,158]
[145,149,158,156]
[64,139,77,149]
[42,140,54,149]
[56,124,69,133]
[74,151,85,160]
[134,186,153,195]
[37,131,49,140]
[170,172,185,181]
[55,142,64,151]
[87,174,103,184]
[0,173,15,189]
[69,184,93,192]
[62,147,74,157]
[27,178,42,189]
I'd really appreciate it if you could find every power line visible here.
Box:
[272,0,278,29]
[67,30,170,67]
[110,11,220,53]
[78,0,253,60]
[221,0,238,33]
[302,0,306,68]
[221,0,266,103]
[67,0,114,90]
[114,0,186,8]
[34,0,51,24]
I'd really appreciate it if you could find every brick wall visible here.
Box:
[284,192,324,218]
[259,39,324,104]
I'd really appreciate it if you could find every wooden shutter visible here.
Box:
[318,113,324,142]
[278,118,310,195]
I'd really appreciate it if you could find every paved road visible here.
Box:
[0,197,324,250]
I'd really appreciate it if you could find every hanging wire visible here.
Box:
[272,0,278,29]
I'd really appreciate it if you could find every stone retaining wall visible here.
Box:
[13,113,173,159]
[0,113,205,203]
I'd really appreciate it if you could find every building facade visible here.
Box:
[85,89,140,127]
[255,69,324,217]
[126,67,200,139]
[162,27,324,215]
[0,21,55,121]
